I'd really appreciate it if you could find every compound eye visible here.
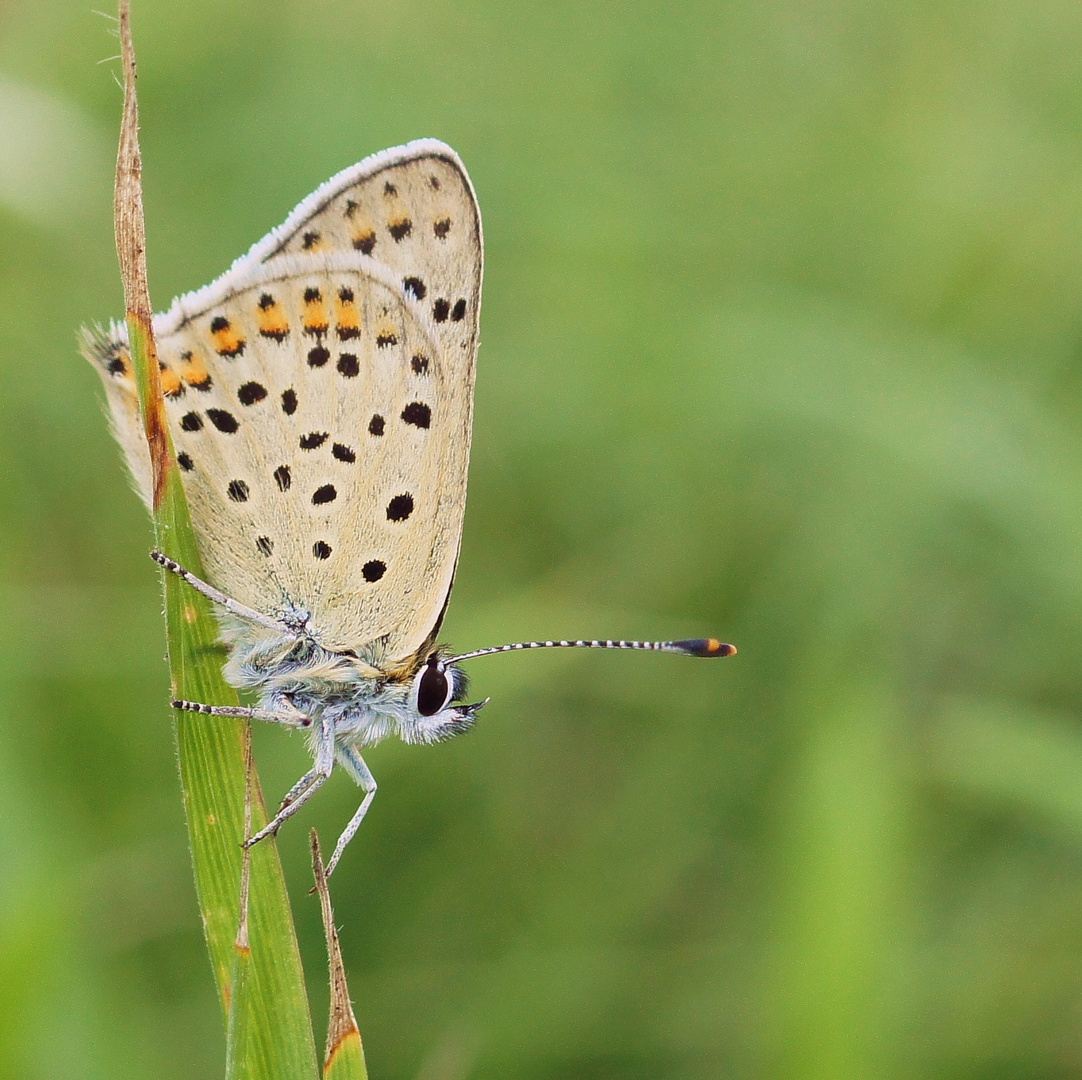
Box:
[416,658,451,717]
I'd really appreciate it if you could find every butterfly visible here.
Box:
[84,140,735,874]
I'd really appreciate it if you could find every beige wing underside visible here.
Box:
[85,141,482,664]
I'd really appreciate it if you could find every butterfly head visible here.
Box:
[401,651,486,744]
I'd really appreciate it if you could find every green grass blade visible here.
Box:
[225,730,256,1080]
[113,5,319,1077]
[323,1032,368,1080]
[224,901,255,1080]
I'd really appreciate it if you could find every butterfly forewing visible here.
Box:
[86,141,482,665]
[264,149,479,295]
[253,144,482,413]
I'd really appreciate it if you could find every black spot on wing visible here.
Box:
[337,353,359,377]
[207,409,239,433]
[386,494,414,522]
[369,415,385,436]
[401,402,431,429]
[281,389,298,415]
[332,443,356,463]
[227,479,249,502]
[362,560,386,582]
[300,432,328,450]
[238,382,267,406]
[312,484,337,505]
[313,541,332,560]
[274,465,291,491]
[180,412,203,432]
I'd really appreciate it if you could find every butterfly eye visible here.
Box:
[415,658,451,717]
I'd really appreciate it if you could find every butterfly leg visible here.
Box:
[151,550,300,637]
[324,745,378,877]
[244,717,335,848]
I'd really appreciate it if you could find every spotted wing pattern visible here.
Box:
[85,141,483,664]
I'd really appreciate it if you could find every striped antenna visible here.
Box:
[448,637,736,664]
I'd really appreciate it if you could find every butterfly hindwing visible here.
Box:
[86,141,482,665]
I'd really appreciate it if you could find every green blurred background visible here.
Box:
[2,1,1082,1077]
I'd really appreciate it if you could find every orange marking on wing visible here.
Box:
[303,289,329,337]
[257,296,290,341]
[375,317,399,347]
[351,228,376,254]
[178,349,212,389]
[210,317,245,357]
[388,215,412,241]
[335,289,361,340]
[384,193,413,242]
[346,208,376,255]
[159,364,184,397]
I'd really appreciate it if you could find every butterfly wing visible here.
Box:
[86,141,482,666]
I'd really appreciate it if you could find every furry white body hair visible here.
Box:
[218,612,474,748]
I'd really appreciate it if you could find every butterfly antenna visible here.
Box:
[448,637,736,664]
